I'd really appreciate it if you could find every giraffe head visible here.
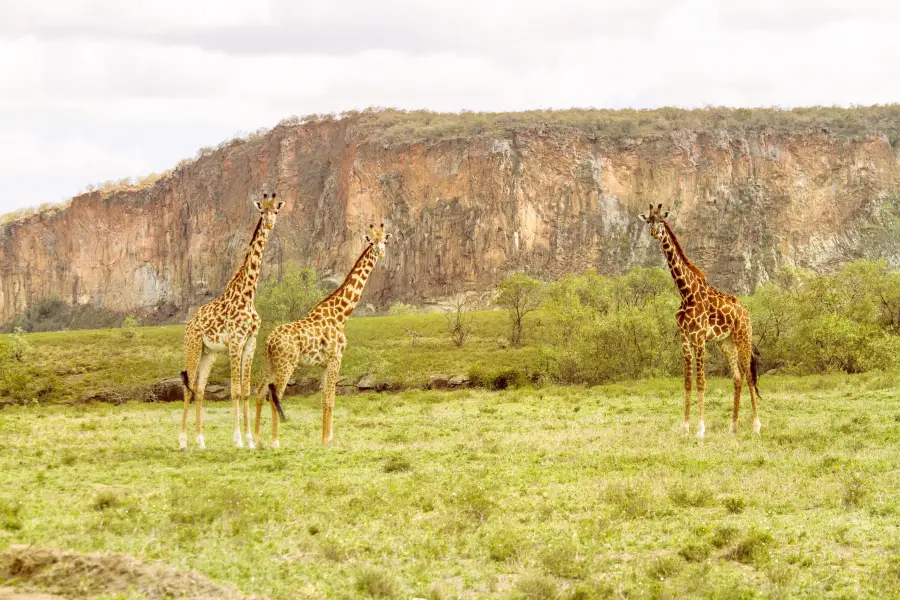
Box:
[364,223,393,259]
[638,203,670,240]
[253,192,285,231]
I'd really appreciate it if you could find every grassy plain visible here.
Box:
[1,372,899,599]
[2,312,540,405]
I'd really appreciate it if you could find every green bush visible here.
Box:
[496,273,545,346]
[120,315,140,340]
[536,261,900,384]
[5,297,122,333]
[255,263,325,325]
[538,267,680,384]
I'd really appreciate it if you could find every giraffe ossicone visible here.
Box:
[178,191,285,450]
[641,203,762,438]
[253,221,393,448]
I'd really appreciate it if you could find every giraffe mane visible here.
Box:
[319,243,374,304]
[663,222,706,282]
[226,216,264,287]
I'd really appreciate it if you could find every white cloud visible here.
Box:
[0,129,151,183]
[1,0,899,214]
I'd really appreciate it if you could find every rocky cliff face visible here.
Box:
[2,110,900,324]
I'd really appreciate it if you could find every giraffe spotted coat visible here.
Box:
[179,192,284,450]
[640,203,761,438]
[253,223,392,447]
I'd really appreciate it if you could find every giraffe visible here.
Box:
[639,203,761,438]
[253,223,392,448]
[179,192,285,450]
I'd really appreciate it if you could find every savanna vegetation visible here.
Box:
[0,376,898,598]
[3,260,900,405]
[2,260,900,598]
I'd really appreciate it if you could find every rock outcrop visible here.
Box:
[2,109,900,324]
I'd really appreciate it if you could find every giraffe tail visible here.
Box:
[268,383,288,423]
[180,370,194,404]
[750,344,762,400]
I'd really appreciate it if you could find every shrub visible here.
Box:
[0,327,29,362]
[444,294,473,347]
[539,268,680,384]
[496,273,545,346]
[255,263,325,324]
[120,315,139,339]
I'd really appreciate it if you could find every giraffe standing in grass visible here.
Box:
[253,223,392,448]
[639,203,761,438]
[179,192,285,450]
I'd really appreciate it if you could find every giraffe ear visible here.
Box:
[275,201,285,211]
[663,211,669,218]
[638,214,649,222]
[364,235,372,244]
[385,233,393,241]
[253,201,263,211]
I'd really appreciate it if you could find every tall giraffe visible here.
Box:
[253,223,392,448]
[639,204,761,438]
[179,192,285,450]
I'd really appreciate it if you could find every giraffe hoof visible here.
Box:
[245,432,255,450]
[271,440,280,450]
[753,419,761,435]
[695,421,705,439]
[730,423,737,435]
[233,431,244,448]
[178,433,187,450]
[680,421,690,434]
[196,435,206,450]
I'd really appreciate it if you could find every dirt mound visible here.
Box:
[0,546,257,600]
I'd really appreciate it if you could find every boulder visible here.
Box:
[144,379,184,402]
[356,374,377,390]
[427,374,451,389]
[448,374,471,387]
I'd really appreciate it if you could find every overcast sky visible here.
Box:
[2,0,900,215]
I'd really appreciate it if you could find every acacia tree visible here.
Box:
[496,273,545,347]
[444,293,473,347]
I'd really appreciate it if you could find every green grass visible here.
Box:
[0,311,541,404]
[1,375,898,598]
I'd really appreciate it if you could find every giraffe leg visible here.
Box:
[241,336,257,449]
[738,343,761,435]
[193,348,216,450]
[321,355,342,444]
[693,340,706,439]
[266,344,298,449]
[679,331,693,433]
[253,380,267,447]
[228,341,246,448]
[271,368,292,450]
[180,335,202,450]
[718,337,743,434]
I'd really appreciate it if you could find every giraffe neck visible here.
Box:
[223,217,271,303]
[659,225,704,301]
[313,244,380,324]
